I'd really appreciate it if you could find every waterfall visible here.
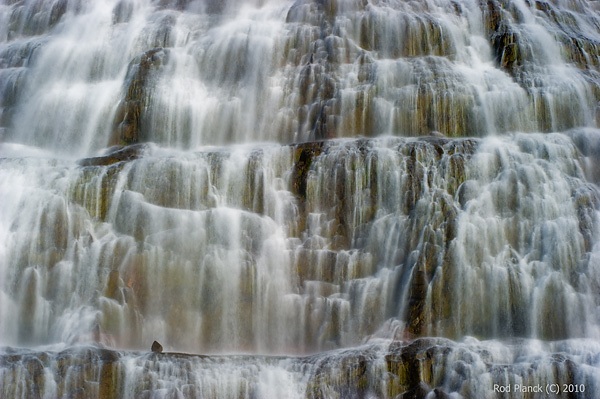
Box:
[1,0,600,398]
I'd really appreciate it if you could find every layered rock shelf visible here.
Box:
[2,0,600,398]
[2,338,598,399]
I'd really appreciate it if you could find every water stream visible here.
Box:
[1,0,600,398]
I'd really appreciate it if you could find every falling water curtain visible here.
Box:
[0,0,599,398]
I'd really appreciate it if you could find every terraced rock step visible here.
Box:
[2,337,599,399]
[2,0,600,152]
[2,135,599,354]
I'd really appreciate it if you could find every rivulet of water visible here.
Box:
[1,0,600,398]
[2,0,599,155]
[0,135,598,352]
[1,338,599,398]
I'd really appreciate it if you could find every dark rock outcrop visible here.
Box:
[78,144,147,167]
[290,141,325,199]
[399,381,432,399]
[111,48,169,145]
[151,341,163,353]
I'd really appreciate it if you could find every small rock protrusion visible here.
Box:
[400,381,432,399]
[151,341,163,353]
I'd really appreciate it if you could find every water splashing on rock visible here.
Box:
[1,0,600,397]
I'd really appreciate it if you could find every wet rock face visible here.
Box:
[111,48,169,146]
[78,144,147,167]
[0,347,121,399]
[5,0,69,39]
[290,141,325,199]
[284,0,598,138]
[481,0,600,132]
[3,338,595,399]
[3,135,594,352]
[151,340,163,353]
[3,0,599,152]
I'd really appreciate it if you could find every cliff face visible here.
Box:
[2,1,600,398]
[1,136,598,354]
[2,0,600,152]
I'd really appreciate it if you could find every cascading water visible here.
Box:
[1,0,600,398]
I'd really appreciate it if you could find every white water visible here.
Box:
[1,135,599,354]
[1,0,600,398]
[1,338,599,398]
[1,0,599,155]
